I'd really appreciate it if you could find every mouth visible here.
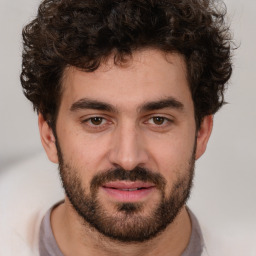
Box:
[101,181,156,202]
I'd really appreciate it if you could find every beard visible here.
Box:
[56,140,195,243]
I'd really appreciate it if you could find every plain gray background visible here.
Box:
[0,0,255,251]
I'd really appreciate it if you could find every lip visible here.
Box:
[101,181,156,202]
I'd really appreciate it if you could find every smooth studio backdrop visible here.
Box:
[0,0,255,253]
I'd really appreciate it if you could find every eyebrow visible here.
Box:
[70,97,184,113]
[139,97,184,112]
[70,98,116,112]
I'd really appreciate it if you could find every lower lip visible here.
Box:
[101,187,155,202]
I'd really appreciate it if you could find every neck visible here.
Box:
[51,198,192,256]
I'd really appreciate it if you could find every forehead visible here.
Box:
[60,49,192,112]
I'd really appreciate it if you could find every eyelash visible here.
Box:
[81,116,109,127]
[80,115,174,131]
[146,116,172,126]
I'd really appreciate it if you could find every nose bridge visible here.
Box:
[108,120,148,170]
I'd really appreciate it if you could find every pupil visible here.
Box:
[153,117,164,125]
[92,117,102,125]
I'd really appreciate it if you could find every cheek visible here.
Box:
[59,129,111,176]
[146,133,195,181]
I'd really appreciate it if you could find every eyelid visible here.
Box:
[144,114,174,122]
[143,114,175,130]
[80,114,114,132]
[149,117,172,124]
[80,113,110,122]
[81,116,105,123]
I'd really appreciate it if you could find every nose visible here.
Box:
[108,123,149,170]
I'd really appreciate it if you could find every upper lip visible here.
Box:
[102,181,155,190]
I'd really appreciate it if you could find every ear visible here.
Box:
[38,113,59,163]
[195,115,213,160]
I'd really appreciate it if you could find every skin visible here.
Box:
[39,49,213,256]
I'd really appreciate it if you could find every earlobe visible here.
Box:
[38,113,59,163]
[195,115,213,160]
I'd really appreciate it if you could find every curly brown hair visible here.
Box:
[21,0,233,128]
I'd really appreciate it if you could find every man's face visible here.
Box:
[54,49,199,242]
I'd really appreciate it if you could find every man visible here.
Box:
[19,0,232,255]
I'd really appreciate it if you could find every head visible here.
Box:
[21,0,232,243]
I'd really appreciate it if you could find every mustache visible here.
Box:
[90,167,166,192]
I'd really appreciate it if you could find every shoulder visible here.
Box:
[0,152,64,256]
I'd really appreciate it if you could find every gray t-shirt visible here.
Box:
[39,203,204,256]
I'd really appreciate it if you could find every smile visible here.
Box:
[116,188,143,191]
[101,181,156,202]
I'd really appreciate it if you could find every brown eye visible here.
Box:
[90,117,103,125]
[152,116,165,125]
